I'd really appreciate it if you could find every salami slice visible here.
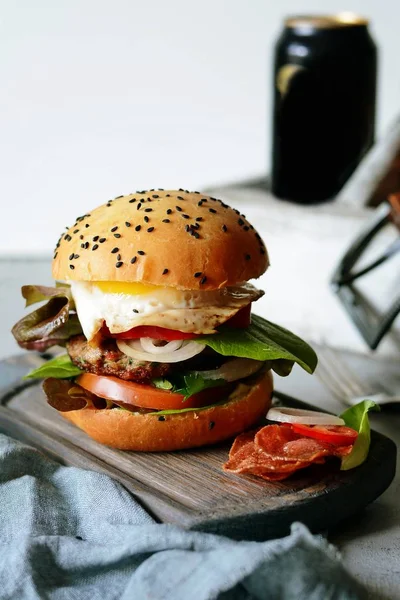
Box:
[255,425,334,463]
[223,424,354,483]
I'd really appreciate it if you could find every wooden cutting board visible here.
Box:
[0,353,396,541]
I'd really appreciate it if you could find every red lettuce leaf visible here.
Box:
[12,286,82,351]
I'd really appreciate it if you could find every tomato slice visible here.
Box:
[76,373,228,410]
[105,325,199,341]
[291,424,358,446]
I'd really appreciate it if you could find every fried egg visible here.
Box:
[70,281,263,340]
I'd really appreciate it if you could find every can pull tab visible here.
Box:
[276,64,306,96]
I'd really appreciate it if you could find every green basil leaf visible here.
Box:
[24,354,83,380]
[195,314,317,375]
[340,400,380,470]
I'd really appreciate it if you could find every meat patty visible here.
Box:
[66,335,172,383]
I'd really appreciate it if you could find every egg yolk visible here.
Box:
[94,281,162,295]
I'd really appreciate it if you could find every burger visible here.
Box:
[12,189,317,451]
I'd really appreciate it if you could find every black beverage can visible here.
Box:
[271,14,377,203]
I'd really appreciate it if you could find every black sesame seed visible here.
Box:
[179,188,184,191]
[69,253,74,260]
[176,206,183,212]
[144,216,149,223]
[194,191,200,194]
[192,230,200,239]
[135,225,141,232]
[238,218,244,226]
[197,201,203,207]
[132,308,139,313]
[162,219,170,223]
[147,227,154,232]
[73,229,79,234]
[54,252,58,258]
[80,235,84,240]
[260,248,265,255]
[117,253,121,260]
[158,416,166,422]
[243,225,249,231]
[195,217,203,222]
[245,254,251,261]
[69,264,75,270]
[138,250,145,255]
[166,209,172,215]
[129,198,136,203]
[182,214,190,219]
[166,194,171,197]
[209,208,217,214]
[64,234,72,241]
[222,224,227,232]
[106,203,112,207]
[99,237,106,243]
[111,247,119,254]
[162,268,169,275]
[200,276,207,284]
[185,225,190,232]
[192,223,200,229]
[137,203,142,210]
[114,233,121,238]
[85,224,90,228]
[130,257,137,264]
[144,208,152,213]
[152,194,159,199]
[84,242,89,249]
[93,235,99,241]
[177,196,184,200]
[92,244,99,251]
[201,198,208,202]
[116,261,123,268]
[209,421,215,430]
[194,272,202,278]
[125,222,131,227]
[73,254,79,259]
[81,243,85,248]
[111,226,118,232]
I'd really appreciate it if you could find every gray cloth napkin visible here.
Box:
[0,433,366,600]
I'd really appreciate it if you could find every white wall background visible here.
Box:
[1,0,399,254]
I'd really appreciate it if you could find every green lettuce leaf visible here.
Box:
[176,373,226,400]
[196,314,317,375]
[152,373,225,400]
[152,378,174,391]
[12,285,82,351]
[340,400,380,470]
[24,354,83,380]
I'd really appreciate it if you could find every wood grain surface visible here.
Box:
[0,353,396,541]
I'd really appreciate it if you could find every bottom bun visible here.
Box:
[61,369,273,451]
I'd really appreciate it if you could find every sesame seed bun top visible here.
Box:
[52,189,269,290]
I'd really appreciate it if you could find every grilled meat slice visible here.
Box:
[66,335,172,383]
